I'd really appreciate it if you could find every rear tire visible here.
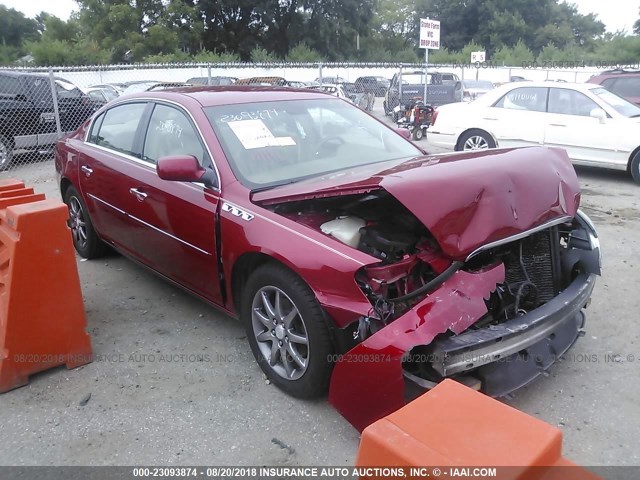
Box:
[0,135,14,171]
[242,263,334,399]
[630,151,640,184]
[63,186,107,258]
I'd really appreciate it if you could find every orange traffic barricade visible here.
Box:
[356,379,600,480]
[0,179,92,393]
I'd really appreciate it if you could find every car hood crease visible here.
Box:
[253,147,580,260]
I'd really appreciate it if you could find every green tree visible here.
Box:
[492,39,535,65]
[0,6,40,63]
[414,0,604,55]
[286,43,324,62]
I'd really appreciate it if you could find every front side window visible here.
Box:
[142,104,206,164]
[548,88,599,117]
[93,103,147,156]
[205,98,422,189]
[493,87,548,112]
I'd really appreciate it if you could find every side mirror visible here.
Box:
[157,155,218,188]
[395,128,411,140]
[590,108,607,124]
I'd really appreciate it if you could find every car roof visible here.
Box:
[121,86,335,106]
[497,81,600,92]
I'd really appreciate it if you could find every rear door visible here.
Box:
[485,86,548,148]
[78,101,150,256]
[122,102,222,302]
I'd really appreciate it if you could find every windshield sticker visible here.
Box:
[220,109,280,123]
[228,119,296,149]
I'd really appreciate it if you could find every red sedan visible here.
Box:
[55,87,601,431]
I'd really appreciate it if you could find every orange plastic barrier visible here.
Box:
[0,179,92,393]
[356,379,600,480]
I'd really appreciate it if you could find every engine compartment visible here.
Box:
[265,189,597,345]
[266,190,451,320]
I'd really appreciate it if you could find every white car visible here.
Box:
[428,81,640,183]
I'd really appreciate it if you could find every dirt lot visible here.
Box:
[0,104,638,466]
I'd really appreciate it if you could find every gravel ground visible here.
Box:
[0,101,638,467]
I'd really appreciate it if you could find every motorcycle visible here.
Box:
[394,100,435,141]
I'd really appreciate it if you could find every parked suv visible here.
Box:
[0,71,97,169]
[354,76,390,96]
[588,69,640,106]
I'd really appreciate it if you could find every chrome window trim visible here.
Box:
[83,97,222,193]
[465,215,574,262]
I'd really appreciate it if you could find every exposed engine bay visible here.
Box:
[267,188,600,341]
[268,190,446,319]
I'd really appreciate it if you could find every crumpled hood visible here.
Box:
[252,147,580,260]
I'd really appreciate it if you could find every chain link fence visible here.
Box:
[0,62,603,175]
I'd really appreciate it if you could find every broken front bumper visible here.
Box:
[428,272,596,397]
[328,266,597,432]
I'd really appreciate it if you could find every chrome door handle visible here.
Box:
[81,165,93,176]
[549,123,567,127]
[129,188,148,201]
[482,117,498,121]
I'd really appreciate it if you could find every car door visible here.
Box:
[543,87,628,167]
[78,101,149,257]
[484,86,548,148]
[124,101,222,302]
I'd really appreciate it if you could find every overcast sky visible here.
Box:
[1,0,639,34]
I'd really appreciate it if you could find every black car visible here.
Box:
[0,71,97,169]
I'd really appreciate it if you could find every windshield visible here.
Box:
[591,87,640,117]
[205,98,422,189]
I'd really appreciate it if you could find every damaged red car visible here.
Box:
[55,87,601,431]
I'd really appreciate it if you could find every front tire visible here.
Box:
[630,151,640,184]
[458,129,495,151]
[242,263,334,398]
[63,186,107,258]
[412,128,424,141]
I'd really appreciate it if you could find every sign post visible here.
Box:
[471,51,486,80]
[419,18,440,104]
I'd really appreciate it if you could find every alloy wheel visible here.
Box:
[68,196,88,250]
[251,286,309,381]
[463,135,489,150]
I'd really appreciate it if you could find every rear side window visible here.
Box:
[93,103,147,156]
[494,87,548,112]
[88,113,105,143]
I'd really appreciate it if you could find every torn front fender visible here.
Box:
[328,263,505,432]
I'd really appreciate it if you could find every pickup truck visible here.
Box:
[0,70,97,170]
[383,71,462,118]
